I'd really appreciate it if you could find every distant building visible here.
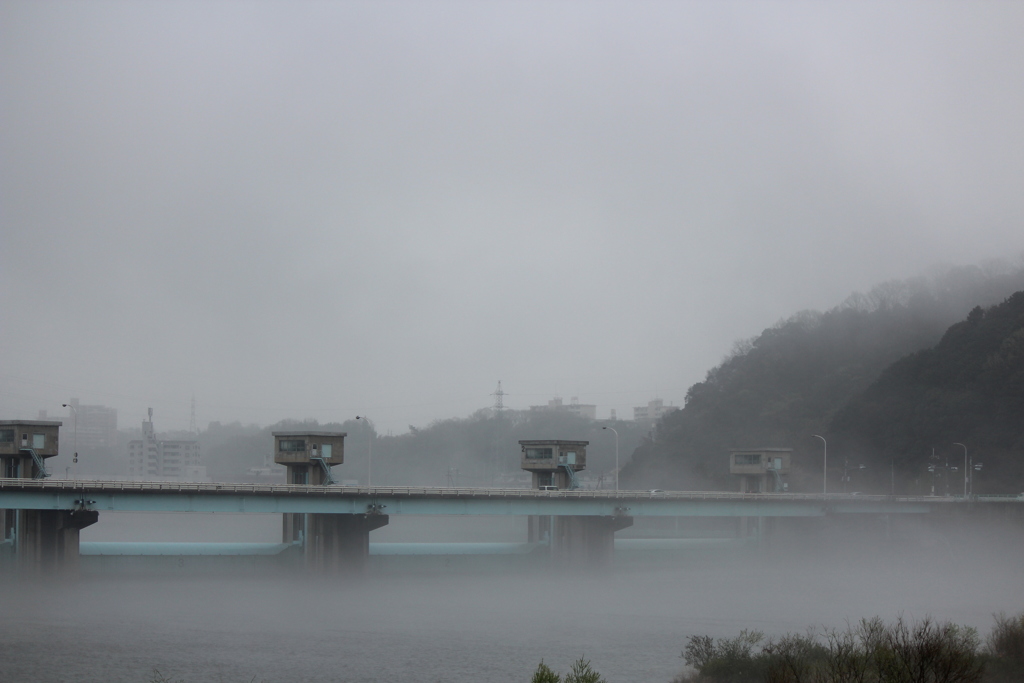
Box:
[528,396,597,420]
[62,398,118,456]
[519,439,588,490]
[245,447,286,482]
[729,448,792,493]
[633,398,678,424]
[0,420,62,479]
[127,408,206,481]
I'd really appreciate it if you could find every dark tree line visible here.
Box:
[830,291,1024,493]
[620,262,1024,494]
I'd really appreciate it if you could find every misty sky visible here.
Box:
[2,1,1023,434]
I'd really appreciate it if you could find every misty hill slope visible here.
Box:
[620,262,1024,492]
[830,291,1024,491]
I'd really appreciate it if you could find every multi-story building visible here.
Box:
[633,398,678,424]
[62,398,118,457]
[528,396,597,420]
[127,408,206,481]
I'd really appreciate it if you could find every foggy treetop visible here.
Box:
[2,2,1023,433]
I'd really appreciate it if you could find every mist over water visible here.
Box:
[4,2,1023,679]
[5,513,1022,683]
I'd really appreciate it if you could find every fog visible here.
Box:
[5,4,1024,679]
[3,2,1024,433]
[5,510,1024,682]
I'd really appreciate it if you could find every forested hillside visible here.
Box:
[831,291,1024,493]
[620,262,1024,494]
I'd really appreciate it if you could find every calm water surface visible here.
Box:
[4,549,1022,683]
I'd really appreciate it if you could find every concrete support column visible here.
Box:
[285,513,389,574]
[527,515,552,546]
[6,508,98,575]
[738,516,763,538]
[282,512,304,545]
[551,515,633,568]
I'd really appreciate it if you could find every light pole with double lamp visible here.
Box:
[356,415,373,486]
[61,402,79,477]
[602,426,619,491]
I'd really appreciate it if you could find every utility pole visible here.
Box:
[812,434,827,496]
[602,426,619,492]
[953,443,968,497]
[356,416,373,486]
[491,381,506,485]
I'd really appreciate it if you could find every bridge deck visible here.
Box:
[1,478,1003,516]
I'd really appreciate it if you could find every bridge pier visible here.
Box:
[1,508,98,575]
[530,515,633,568]
[284,512,390,573]
[555,515,634,567]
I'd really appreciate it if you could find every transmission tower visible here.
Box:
[492,380,505,413]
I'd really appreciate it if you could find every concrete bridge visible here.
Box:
[0,478,965,515]
[3,477,1020,574]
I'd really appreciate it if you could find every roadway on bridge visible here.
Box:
[0,478,970,517]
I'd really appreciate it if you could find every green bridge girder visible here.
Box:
[0,478,975,517]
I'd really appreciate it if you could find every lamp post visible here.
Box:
[812,434,827,496]
[61,402,79,476]
[927,448,958,497]
[841,458,866,493]
[602,426,619,492]
[356,415,373,487]
[969,458,983,496]
[953,443,968,497]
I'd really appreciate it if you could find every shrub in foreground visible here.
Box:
[982,612,1024,683]
[531,656,606,683]
[674,614,992,683]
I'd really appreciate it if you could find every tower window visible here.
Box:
[280,439,306,452]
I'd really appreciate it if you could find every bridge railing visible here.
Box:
[1,477,1007,504]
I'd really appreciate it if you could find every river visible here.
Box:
[3,512,1022,682]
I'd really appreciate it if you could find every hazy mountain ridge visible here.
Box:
[620,261,1024,493]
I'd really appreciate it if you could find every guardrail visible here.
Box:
[1,478,1015,504]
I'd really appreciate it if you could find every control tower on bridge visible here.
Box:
[272,430,387,573]
[1,420,97,574]
[519,439,588,490]
[519,438,631,567]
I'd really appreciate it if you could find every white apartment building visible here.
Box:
[633,398,678,423]
[127,408,206,481]
[528,396,598,420]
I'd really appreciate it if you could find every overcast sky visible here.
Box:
[2,1,1023,434]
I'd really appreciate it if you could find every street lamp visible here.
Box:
[356,415,373,487]
[812,434,827,496]
[61,402,79,473]
[953,443,968,497]
[602,426,619,492]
